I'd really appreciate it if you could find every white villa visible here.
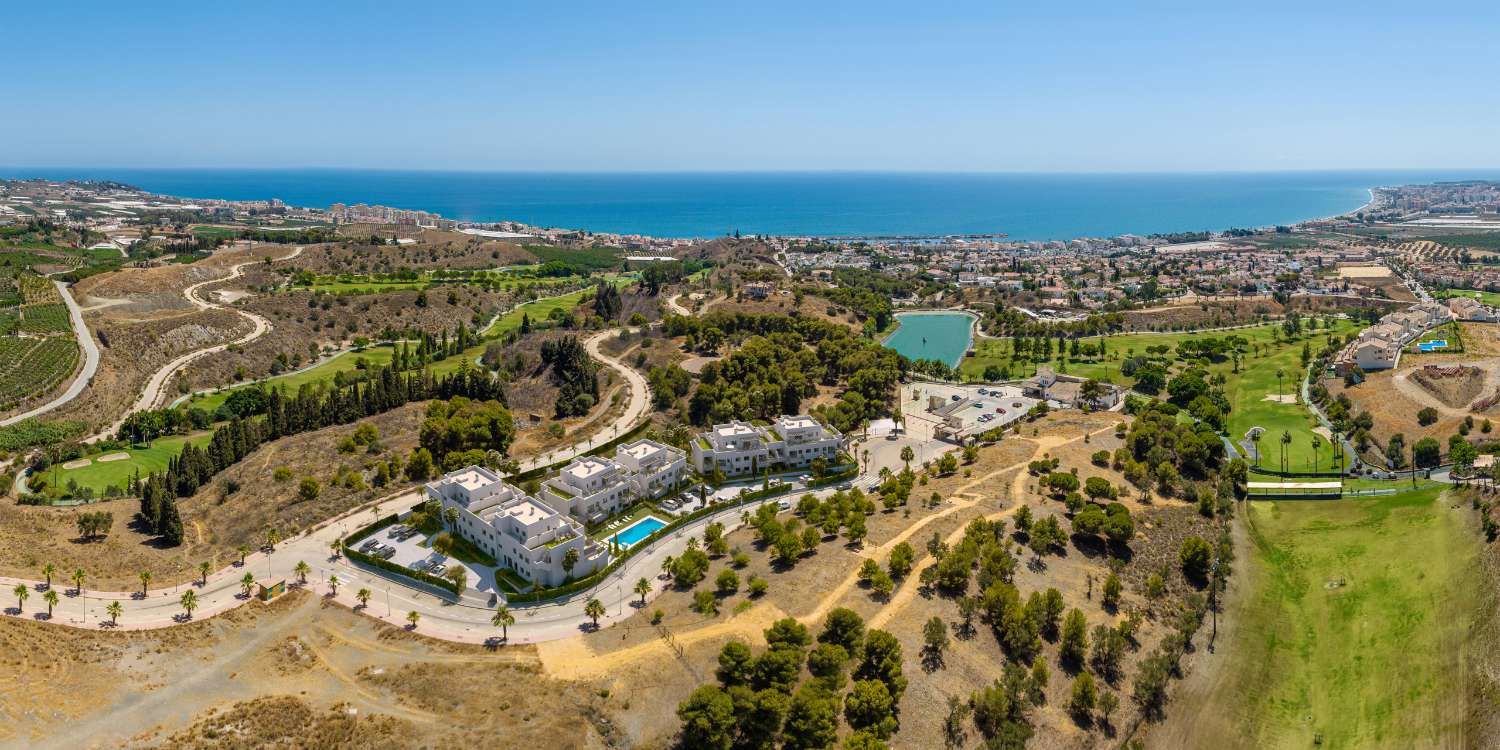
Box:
[690,415,845,476]
[424,466,608,588]
[539,440,689,524]
[1333,301,1452,374]
[614,438,689,498]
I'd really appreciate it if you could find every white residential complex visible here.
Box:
[424,466,607,588]
[425,439,686,585]
[691,415,846,476]
[1333,301,1452,374]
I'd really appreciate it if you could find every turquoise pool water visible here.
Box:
[612,516,668,548]
[882,313,974,368]
[1418,340,1449,352]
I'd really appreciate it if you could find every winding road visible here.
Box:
[518,328,653,472]
[88,246,303,441]
[0,281,101,427]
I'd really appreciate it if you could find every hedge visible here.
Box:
[805,466,859,489]
[507,487,778,603]
[345,545,462,596]
[342,511,461,596]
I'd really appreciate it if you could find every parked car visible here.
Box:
[837,482,853,490]
[376,547,396,560]
[387,525,408,538]
[428,563,448,576]
[409,560,430,572]
[777,500,792,511]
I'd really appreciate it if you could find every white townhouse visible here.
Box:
[691,415,845,477]
[425,466,608,587]
[614,438,688,498]
[539,456,635,526]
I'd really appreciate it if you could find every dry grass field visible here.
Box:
[0,590,612,750]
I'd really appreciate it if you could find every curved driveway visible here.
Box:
[0,281,101,426]
[90,246,303,441]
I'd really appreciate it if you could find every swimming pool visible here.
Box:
[1418,340,1449,352]
[612,516,669,548]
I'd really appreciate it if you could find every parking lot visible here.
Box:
[901,381,1038,441]
[357,523,504,597]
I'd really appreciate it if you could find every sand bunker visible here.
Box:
[62,459,91,470]
[97,452,130,462]
[1411,364,1485,409]
[1263,393,1298,404]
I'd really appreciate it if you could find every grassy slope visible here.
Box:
[183,344,399,416]
[1220,488,1474,748]
[1436,288,1500,306]
[51,432,215,493]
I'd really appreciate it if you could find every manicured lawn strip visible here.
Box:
[51,432,214,493]
[185,345,399,416]
[1436,288,1500,306]
[1222,488,1472,747]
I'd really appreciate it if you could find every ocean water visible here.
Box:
[883,312,974,367]
[4,168,1496,240]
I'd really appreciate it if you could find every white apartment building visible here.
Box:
[1333,301,1452,374]
[691,415,845,476]
[539,456,635,526]
[614,439,689,498]
[425,466,608,588]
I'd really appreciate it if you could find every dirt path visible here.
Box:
[0,281,102,427]
[1389,360,1500,417]
[540,422,1121,681]
[88,246,303,441]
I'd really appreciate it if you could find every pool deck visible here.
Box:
[608,515,669,548]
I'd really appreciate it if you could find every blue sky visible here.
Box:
[3,1,1497,171]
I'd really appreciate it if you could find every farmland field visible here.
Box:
[0,337,80,410]
[1172,487,1476,748]
[15,303,71,334]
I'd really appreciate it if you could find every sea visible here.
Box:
[4,168,1497,240]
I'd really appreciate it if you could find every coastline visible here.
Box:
[8,169,1484,244]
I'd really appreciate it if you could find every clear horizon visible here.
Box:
[4,2,1498,172]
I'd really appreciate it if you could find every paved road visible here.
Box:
[518,328,652,472]
[0,281,101,426]
[88,246,303,442]
[0,474,850,643]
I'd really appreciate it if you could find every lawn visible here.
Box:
[50,432,214,494]
[962,320,1360,472]
[1436,288,1500,306]
[183,344,398,415]
[1216,488,1474,748]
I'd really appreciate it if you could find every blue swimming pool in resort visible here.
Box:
[1418,340,1449,352]
[612,516,669,548]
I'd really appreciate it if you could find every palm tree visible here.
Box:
[294,560,311,585]
[71,569,85,596]
[328,574,340,596]
[236,546,251,566]
[42,589,58,618]
[13,583,28,612]
[1279,431,1292,474]
[239,572,256,598]
[180,590,198,619]
[900,446,915,468]
[329,539,342,558]
[41,563,55,590]
[442,506,459,530]
[198,561,212,587]
[139,571,152,598]
[1310,436,1322,473]
[265,528,281,551]
[1250,431,1263,467]
[634,577,652,605]
[105,600,122,626]
[406,610,421,629]
[1276,369,1285,400]
[660,555,675,580]
[584,598,605,628]
[492,605,515,641]
[356,588,372,609]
